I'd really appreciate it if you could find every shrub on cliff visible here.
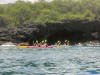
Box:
[0,0,100,27]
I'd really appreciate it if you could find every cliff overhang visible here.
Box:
[0,19,100,45]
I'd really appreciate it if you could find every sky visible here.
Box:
[0,0,38,4]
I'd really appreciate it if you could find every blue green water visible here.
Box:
[0,46,100,75]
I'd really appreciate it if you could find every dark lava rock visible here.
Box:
[0,19,100,45]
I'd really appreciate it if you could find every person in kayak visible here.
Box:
[41,40,48,47]
[34,40,39,46]
[44,40,48,47]
[56,41,61,48]
[64,40,70,46]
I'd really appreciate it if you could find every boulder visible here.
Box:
[1,42,16,46]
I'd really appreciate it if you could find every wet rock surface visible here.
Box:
[0,19,100,45]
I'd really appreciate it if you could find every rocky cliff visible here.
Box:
[0,19,100,45]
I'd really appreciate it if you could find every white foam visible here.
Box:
[0,42,16,47]
[1,45,16,46]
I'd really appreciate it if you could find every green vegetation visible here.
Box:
[0,0,100,27]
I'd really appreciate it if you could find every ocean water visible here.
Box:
[0,46,100,75]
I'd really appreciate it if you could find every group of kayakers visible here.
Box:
[33,40,48,47]
[18,40,70,47]
[17,40,100,47]
[32,40,70,47]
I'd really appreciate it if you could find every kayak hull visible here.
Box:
[18,46,27,48]
[56,46,61,48]
[18,46,53,48]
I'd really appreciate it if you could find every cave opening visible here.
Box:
[47,30,86,45]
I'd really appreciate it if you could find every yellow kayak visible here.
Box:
[56,46,61,48]
[18,46,27,48]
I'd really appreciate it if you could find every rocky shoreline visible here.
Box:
[0,19,100,46]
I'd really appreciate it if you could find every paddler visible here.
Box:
[34,40,39,46]
[44,40,48,47]
[41,40,45,44]
[56,41,61,48]
[41,40,48,47]
[64,40,70,46]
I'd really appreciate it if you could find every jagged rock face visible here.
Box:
[46,20,100,44]
[0,23,47,45]
[0,28,12,45]
[0,19,100,45]
[10,23,47,45]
